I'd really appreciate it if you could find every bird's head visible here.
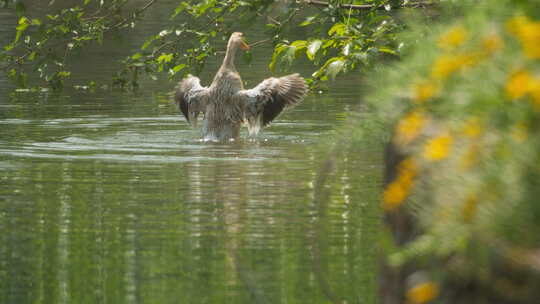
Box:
[230,32,250,51]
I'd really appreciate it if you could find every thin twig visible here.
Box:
[298,0,435,10]
[140,0,158,12]
[248,38,272,48]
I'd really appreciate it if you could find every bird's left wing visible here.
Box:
[236,73,307,135]
[175,75,209,126]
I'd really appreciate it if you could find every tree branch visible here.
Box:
[297,0,435,10]
[140,0,158,12]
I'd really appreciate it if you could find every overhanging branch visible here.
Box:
[298,0,436,10]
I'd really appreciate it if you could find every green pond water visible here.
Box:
[0,2,383,303]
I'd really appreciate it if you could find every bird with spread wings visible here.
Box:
[175,32,307,141]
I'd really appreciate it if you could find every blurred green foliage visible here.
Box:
[369,0,540,302]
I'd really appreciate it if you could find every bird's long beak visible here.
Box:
[240,38,250,51]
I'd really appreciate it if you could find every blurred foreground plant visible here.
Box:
[368,0,540,302]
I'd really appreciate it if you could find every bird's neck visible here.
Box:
[221,42,238,70]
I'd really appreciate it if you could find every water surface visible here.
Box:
[0,2,382,303]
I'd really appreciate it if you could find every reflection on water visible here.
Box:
[0,88,381,303]
[0,2,382,304]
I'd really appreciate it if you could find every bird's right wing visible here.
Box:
[237,73,307,135]
[174,75,209,126]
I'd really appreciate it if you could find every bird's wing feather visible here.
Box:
[174,75,209,126]
[237,73,307,135]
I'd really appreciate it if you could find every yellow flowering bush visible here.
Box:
[367,0,540,302]
[422,134,453,161]
[393,110,428,145]
[507,16,540,59]
[505,69,533,99]
[383,158,418,211]
[412,80,439,103]
[437,26,468,50]
[406,281,439,304]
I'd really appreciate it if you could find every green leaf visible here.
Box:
[324,57,345,79]
[291,40,307,49]
[269,44,288,71]
[300,16,316,27]
[15,17,29,41]
[378,47,398,55]
[307,40,322,60]
[7,69,17,80]
[75,36,93,41]
[141,35,157,50]
[172,2,189,18]
[58,71,71,78]
[328,23,347,36]
[57,25,69,33]
[284,46,297,64]
[15,23,28,32]
[14,24,27,43]
[322,39,335,49]
[172,64,186,73]
[18,16,28,25]
[195,52,207,61]
[131,53,143,60]
[157,53,174,64]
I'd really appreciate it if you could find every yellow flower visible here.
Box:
[530,79,540,109]
[383,182,408,211]
[431,54,460,79]
[394,110,427,146]
[505,69,533,100]
[507,16,530,34]
[506,70,540,109]
[482,34,503,54]
[507,16,540,59]
[382,158,418,211]
[413,80,439,103]
[423,134,453,161]
[431,53,479,79]
[407,282,439,304]
[438,26,468,50]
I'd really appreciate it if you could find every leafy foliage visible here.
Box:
[270,1,403,85]
[0,0,428,90]
[1,0,160,89]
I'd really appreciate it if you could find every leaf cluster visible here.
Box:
[1,0,156,90]
[0,0,428,90]
[270,0,404,86]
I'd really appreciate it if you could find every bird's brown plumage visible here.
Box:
[175,32,307,141]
